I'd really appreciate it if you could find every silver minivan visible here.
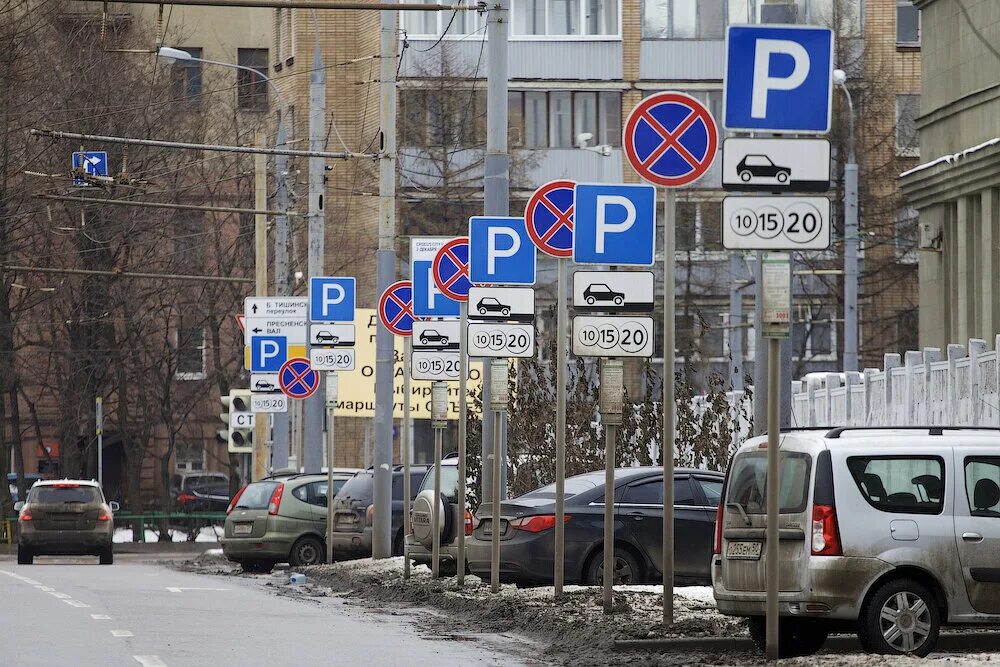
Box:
[713,427,1000,657]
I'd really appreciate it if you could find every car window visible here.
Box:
[418,465,459,500]
[727,452,812,514]
[622,480,662,504]
[965,457,1000,517]
[519,471,605,500]
[30,485,101,504]
[337,473,374,502]
[292,484,310,503]
[234,481,280,510]
[847,456,944,515]
[696,478,723,507]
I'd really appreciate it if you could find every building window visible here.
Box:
[170,47,202,101]
[398,88,486,148]
[237,48,269,112]
[175,322,206,379]
[896,206,919,263]
[174,212,205,273]
[896,94,920,157]
[508,90,621,148]
[792,308,836,360]
[175,442,205,472]
[403,2,486,36]
[510,0,619,36]
[896,1,920,46]
[274,8,295,64]
[642,0,725,39]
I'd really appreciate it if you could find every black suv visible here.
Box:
[329,465,430,558]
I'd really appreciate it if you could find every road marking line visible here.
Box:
[48,592,71,599]
[20,578,41,585]
[64,600,91,608]
[91,614,111,620]
[165,587,228,593]
[39,586,55,592]
[134,656,166,667]
[0,569,13,576]
[111,630,134,638]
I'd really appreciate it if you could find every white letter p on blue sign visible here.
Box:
[469,217,536,285]
[309,277,356,323]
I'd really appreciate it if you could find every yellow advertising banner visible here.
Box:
[335,309,482,420]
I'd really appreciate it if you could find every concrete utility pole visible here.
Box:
[372,6,398,559]
[304,43,328,474]
[482,0,510,505]
[835,69,859,373]
[272,120,292,471]
[253,132,270,480]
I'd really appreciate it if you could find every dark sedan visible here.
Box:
[467,467,723,586]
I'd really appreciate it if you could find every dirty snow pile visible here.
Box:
[113,525,222,543]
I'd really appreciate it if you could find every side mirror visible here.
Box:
[13,501,24,512]
[109,501,120,512]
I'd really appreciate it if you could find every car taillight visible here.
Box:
[177,493,197,504]
[811,504,842,556]
[226,485,248,515]
[464,510,474,536]
[268,484,285,515]
[366,504,375,525]
[55,482,80,488]
[19,512,32,521]
[713,502,725,555]
[98,512,111,522]
[509,515,570,533]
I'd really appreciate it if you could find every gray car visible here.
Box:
[714,426,1000,658]
[16,479,119,565]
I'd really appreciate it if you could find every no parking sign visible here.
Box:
[378,281,417,336]
[431,237,473,302]
[524,180,575,258]
[623,92,718,188]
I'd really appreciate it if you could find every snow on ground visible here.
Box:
[113,525,222,543]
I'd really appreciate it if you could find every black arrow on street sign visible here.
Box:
[252,328,262,333]
[252,304,258,314]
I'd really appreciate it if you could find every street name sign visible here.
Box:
[572,271,654,313]
[468,323,535,358]
[244,297,308,319]
[724,25,834,133]
[309,323,355,347]
[413,321,460,351]
[573,183,657,266]
[411,350,461,381]
[251,374,280,393]
[251,393,288,413]
[468,286,535,322]
[310,347,356,372]
[722,196,831,250]
[469,216,536,285]
[572,316,654,358]
[309,277,356,323]
[245,317,307,344]
[412,237,460,318]
[722,138,831,192]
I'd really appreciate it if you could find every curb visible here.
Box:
[614,632,1000,654]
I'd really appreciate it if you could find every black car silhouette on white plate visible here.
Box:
[254,379,275,391]
[736,154,791,184]
[419,329,449,346]
[314,330,340,344]
[476,297,511,317]
[583,283,625,306]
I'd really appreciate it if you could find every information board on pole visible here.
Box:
[761,252,792,339]
[411,350,462,381]
[467,323,535,358]
[572,271,655,313]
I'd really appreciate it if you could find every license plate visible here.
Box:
[481,520,508,537]
[233,523,253,535]
[727,540,762,560]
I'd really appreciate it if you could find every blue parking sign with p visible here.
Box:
[724,25,833,133]
[573,184,656,266]
[413,260,459,317]
[469,216,536,285]
[251,336,287,372]
[309,277,355,322]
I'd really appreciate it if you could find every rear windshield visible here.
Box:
[726,451,812,514]
[519,472,605,500]
[234,481,280,510]
[418,465,459,500]
[337,473,374,502]
[30,486,101,504]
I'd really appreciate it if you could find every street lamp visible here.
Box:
[834,68,859,373]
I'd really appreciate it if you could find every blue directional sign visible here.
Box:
[573,183,656,266]
[469,217,536,285]
[309,277,355,323]
[72,151,109,186]
[250,335,288,372]
[724,25,834,133]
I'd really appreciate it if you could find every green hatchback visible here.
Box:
[222,472,355,573]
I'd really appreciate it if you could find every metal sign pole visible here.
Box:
[554,258,567,598]
[403,337,412,579]
[96,396,103,486]
[662,188,676,626]
[600,358,624,614]
[489,358,509,594]
[431,380,448,579]
[326,372,338,565]
[766,337,780,660]
[457,300,468,585]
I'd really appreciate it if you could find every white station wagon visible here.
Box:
[713,427,1000,657]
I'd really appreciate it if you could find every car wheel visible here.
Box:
[613,296,623,306]
[479,307,487,315]
[740,170,753,182]
[392,530,404,557]
[859,579,939,657]
[748,617,828,657]
[289,536,325,567]
[440,337,448,345]
[99,546,114,565]
[586,296,596,305]
[17,545,32,565]
[240,559,274,574]
[420,337,428,345]
[501,308,510,316]
[585,547,640,586]
[776,170,790,184]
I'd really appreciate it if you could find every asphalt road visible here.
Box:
[0,555,530,667]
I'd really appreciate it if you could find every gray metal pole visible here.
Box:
[96,397,103,487]
[729,252,744,392]
[490,410,502,593]
[844,161,859,372]
[326,372,338,564]
[303,43,327,475]
[372,5,398,559]
[456,300,468,585]
[554,258,567,597]
[482,0,510,504]
[403,337,412,578]
[603,420,616,614]
[271,123,291,472]
[753,254,793,434]
[662,188,676,627]
[432,419,443,578]
[766,337,781,660]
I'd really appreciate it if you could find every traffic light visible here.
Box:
[220,390,254,454]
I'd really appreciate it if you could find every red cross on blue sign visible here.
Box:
[279,357,319,399]
[524,180,575,258]
[623,92,718,188]
[378,280,417,336]
[432,237,472,302]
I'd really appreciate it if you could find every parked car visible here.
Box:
[406,455,470,575]
[467,467,722,586]
[7,473,44,504]
[173,472,229,511]
[221,471,357,572]
[329,465,430,559]
[15,479,119,565]
[713,426,1000,658]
